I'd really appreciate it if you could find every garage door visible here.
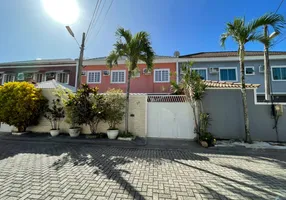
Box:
[147,95,196,139]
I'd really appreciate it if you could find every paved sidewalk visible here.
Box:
[0,139,286,200]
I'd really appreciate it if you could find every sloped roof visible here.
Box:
[180,51,286,58]
[204,80,260,89]
[85,55,174,61]
[0,59,76,67]
[35,80,76,92]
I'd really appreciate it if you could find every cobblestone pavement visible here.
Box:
[0,140,285,200]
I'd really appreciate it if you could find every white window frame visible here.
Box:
[0,73,3,85]
[192,68,208,80]
[154,69,170,83]
[111,70,126,84]
[35,73,43,82]
[271,66,286,82]
[219,67,238,82]
[87,71,101,84]
[56,73,69,84]
[3,74,15,84]
[245,66,255,75]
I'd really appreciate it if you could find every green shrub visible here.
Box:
[0,82,48,132]
[44,99,65,130]
[104,89,125,130]
[118,131,134,138]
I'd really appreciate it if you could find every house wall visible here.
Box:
[27,89,147,137]
[82,63,176,93]
[0,66,76,86]
[202,89,286,141]
[179,58,286,94]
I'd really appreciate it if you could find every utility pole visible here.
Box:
[65,26,86,91]
[263,25,271,101]
[77,32,86,89]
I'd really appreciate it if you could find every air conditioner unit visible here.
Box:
[81,71,87,76]
[103,70,110,76]
[209,67,219,74]
[143,68,151,74]
[17,73,24,81]
[259,65,264,73]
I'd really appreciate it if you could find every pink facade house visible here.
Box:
[81,56,178,94]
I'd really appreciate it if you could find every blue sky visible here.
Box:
[0,0,285,62]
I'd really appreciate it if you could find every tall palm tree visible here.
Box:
[259,19,284,101]
[106,27,155,133]
[220,13,284,143]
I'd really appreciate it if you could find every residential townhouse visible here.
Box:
[0,59,77,86]
[81,56,178,94]
[179,51,286,102]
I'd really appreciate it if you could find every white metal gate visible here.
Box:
[147,95,196,139]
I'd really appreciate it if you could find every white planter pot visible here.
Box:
[50,130,59,137]
[107,130,119,139]
[69,128,80,137]
[12,132,26,136]
[117,137,132,141]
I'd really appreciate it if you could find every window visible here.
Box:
[154,69,170,83]
[3,74,15,83]
[56,73,69,84]
[219,68,237,81]
[24,73,34,81]
[36,74,43,82]
[45,72,56,81]
[245,66,255,75]
[87,71,101,83]
[0,74,3,85]
[272,67,286,81]
[192,68,207,80]
[111,70,125,83]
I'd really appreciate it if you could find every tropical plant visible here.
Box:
[220,13,285,143]
[257,16,285,101]
[104,89,125,130]
[66,84,106,134]
[44,99,65,130]
[106,27,155,133]
[0,82,48,132]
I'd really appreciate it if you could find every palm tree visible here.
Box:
[106,27,155,133]
[220,13,284,143]
[259,19,285,101]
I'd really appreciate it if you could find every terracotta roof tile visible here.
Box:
[203,80,260,89]
[180,51,286,58]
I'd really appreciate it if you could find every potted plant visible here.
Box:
[44,99,65,137]
[65,99,81,137]
[104,89,125,139]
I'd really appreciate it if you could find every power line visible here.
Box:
[94,0,114,39]
[86,0,100,39]
[85,0,106,44]
[85,0,114,49]
[275,0,284,13]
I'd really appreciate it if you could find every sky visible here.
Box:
[0,0,285,62]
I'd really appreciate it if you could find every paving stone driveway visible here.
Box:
[0,140,285,200]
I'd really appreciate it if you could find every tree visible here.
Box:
[68,84,106,134]
[220,13,284,143]
[0,82,48,132]
[170,61,207,137]
[259,17,285,100]
[106,27,155,133]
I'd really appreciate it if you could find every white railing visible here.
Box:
[147,95,187,103]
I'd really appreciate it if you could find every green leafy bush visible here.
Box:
[65,84,106,134]
[118,131,134,138]
[44,99,65,130]
[0,82,48,132]
[104,89,125,130]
